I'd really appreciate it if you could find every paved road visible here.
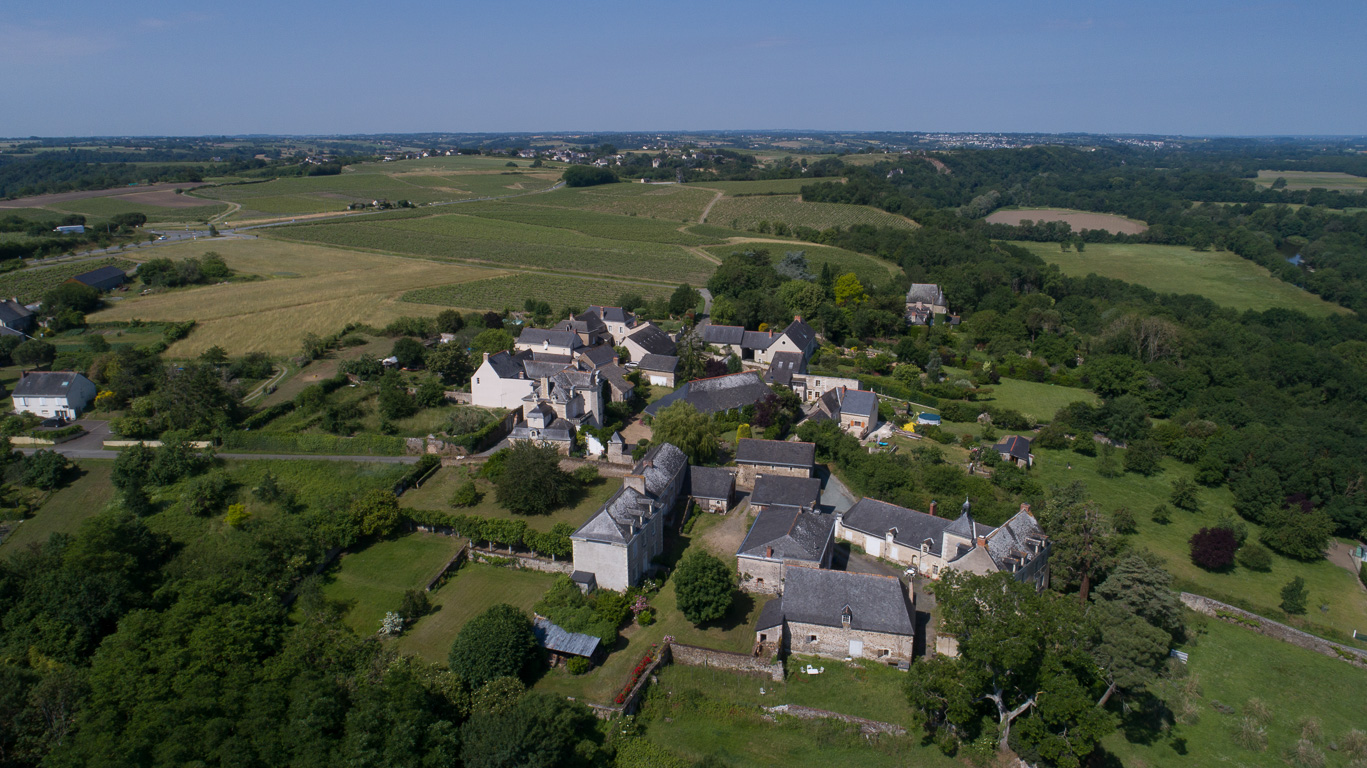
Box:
[816,466,856,513]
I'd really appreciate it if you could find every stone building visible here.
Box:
[748,474,822,514]
[570,443,688,591]
[688,466,735,513]
[754,566,915,665]
[810,387,880,439]
[905,283,948,316]
[736,508,835,594]
[734,438,816,489]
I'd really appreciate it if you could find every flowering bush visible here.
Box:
[630,595,650,615]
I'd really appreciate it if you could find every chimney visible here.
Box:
[929,500,937,517]
[543,339,549,350]
[612,355,619,366]
[1020,503,1032,516]
[624,474,646,494]
[483,351,489,362]
[977,535,988,549]
[766,546,774,559]
[794,315,801,322]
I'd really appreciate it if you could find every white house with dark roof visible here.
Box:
[12,371,96,420]
[734,438,816,489]
[570,443,688,591]
[835,498,1049,590]
[737,507,835,594]
[622,322,676,361]
[514,328,582,356]
[585,305,636,344]
[754,317,818,366]
[553,311,610,347]
[753,566,915,664]
[472,350,536,410]
[699,317,818,367]
[812,386,880,438]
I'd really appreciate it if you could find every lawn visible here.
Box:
[0,462,115,554]
[395,562,558,663]
[1104,611,1367,767]
[1030,445,1367,643]
[89,238,500,355]
[401,272,675,312]
[1254,170,1367,191]
[703,242,901,287]
[321,533,464,636]
[941,367,1099,423]
[1021,241,1348,317]
[401,465,620,533]
[704,195,918,232]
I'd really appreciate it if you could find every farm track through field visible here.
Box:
[697,189,724,223]
[244,365,289,403]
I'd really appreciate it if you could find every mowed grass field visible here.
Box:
[396,562,558,664]
[321,533,464,636]
[401,466,620,533]
[271,213,716,283]
[705,195,918,232]
[939,367,1099,422]
[91,237,502,355]
[703,242,900,287]
[402,272,674,312]
[0,462,115,554]
[1021,241,1348,317]
[1255,170,1367,191]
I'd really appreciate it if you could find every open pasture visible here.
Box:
[273,213,715,283]
[1022,240,1348,317]
[402,271,674,312]
[703,242,900,286]
[0,462,115,554]
[90,238,501,355]
[522,183,716,221]
[704,194,918,232]
[986,207,1148,235]
[1255,170,1367,191]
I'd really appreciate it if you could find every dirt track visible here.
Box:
[0,181,212,209]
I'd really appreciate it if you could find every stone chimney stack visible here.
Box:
[624,474,646,495]
[766,546,774,559]
[1020,503,1032,516]
[977,535,988,549]
[929,500,937,517]
[483,352,489,362]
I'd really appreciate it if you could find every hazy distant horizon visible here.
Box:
[3,0,1364,137]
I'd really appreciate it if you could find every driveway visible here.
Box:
[58,419,112,452]
[816,466,855,513]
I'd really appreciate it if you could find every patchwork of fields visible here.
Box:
[704,194,918,231]
[1021,240,1348,317]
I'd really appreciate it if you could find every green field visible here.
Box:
[940,367,1099,422]
[395,562,558,663]
[522,184,717,221]
[1105,613,1367,767]
[0,257,135,303]
[1255,170,1367,191]
[703,242,901,287]
[705,195,919,232]
[455,201,721,245]
[694,178,833,196]
[321,533,465,636]
[400,271,675,311]
[1022,241,1349,317]
[0,462,115,553]
[1030,445,1367,643]
[273,213,715,283]
[46,196,230,223]
[401,465,619,533]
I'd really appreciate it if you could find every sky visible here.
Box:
[2,0,1364,137]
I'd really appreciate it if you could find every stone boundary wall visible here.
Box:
[11,437,54,446]
[1181,592,1367,669]
[559,457,634,478]
[668,641,785,682]
[762,704,906,736]
[424,544,468,592]
[102,439,213,449]
[468,547,575,574]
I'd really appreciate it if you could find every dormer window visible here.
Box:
[841,606,851,628]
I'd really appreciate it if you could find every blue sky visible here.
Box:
[2,0,1363,137]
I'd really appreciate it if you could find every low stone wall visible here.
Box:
[467,547,575,574]
[762,704,906,736]
[102,439,214,449]
[424,544,468,592]
[559,456,634,478]
[669,641,785,682]
[11,437,53,446]
[1181,592,1367,668]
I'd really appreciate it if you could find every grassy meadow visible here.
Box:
[0,462,115,553]
[940,367,1099,422]
[401,272,675,312]
[705,194,919,232]
[1254,170,1367,191]
[401,465,620,534]
[1021,241,1348,317]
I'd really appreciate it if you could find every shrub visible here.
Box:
[399,588,432,621]
[1151,504,1171,525]
[1189,527,1237,570]
[673,550,734,624]
[1341,729,1367,760]
[1300,717,1322,743]
[179,471,232,516]
[636,609,655,626]
[566,656,590,676]
[1245,698,1271,725]
[447,604,540,686]
[1236,542,1273,572]
[495,441,574,515]
[1112,507,1136,534]
[450,480,482,508]
[1293,739,1326,768]
[225,503,250,528]
[21,449,72,490]
[571,465,599,485]
[1280,576,1309,615]
[1170,477,1201,511]
[1233,717,1267,752]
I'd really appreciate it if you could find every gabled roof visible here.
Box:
[839,389,879,421]
[778,318,816,351]
[994,435,1032,461]
[600,364,633,394]
[517,328,581,349]
[0,300,33,327]
[765,351,804,386]
[984,507,1048,571]
[689,466,735,500]
[755,596,785,632]
[840,497,994,552]
[533,616,601,657]
[626,323,676,356]
[482,350,528,379]
[643,371,772,417]
[735,438,816,469]
[556,310,607,335]
[749,474,822,511]
[699,324,745,346]
[576,344,617,369]
[737,508,833,563]
[637,353,677,373]
[906,283,946,307]
[636,442,687,497]
[742,330,776,350]
[775,566,914,635]
[72,265,128,289]
[587,305,633,324]
[12,371,91,398]
[573,485,653,544]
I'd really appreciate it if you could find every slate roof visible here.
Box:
[994,435,1032,462]
[985,508,1047,570]
[626,324,676,356]
[735,438,816,469]
[0,300,34,329]
[573,485,653,544]
[906,283,946,307]
[779,318,816,351]
[749,474,822,511]
[637,353,677,373]
[12,371,90,398]
[533,617,601,657]
[510,416,575,443]
[517,328,580,349]
[483,350,530,379]
[576,344,617,369]
[570,571,598,590]
[737,508,833,563]
[635,443,687,497]
[839,389,879,422]
[771,566,915,635]
[555,311,607,335]
[72,265,128,290]
[699,324,745,346]
[755,597,785,632]
[840,497,993,551]
[522,359,573,379]
[765,351,804,386]
[742,330,776,350]
[587,305,632,324]
[600,364,633,394]
[689,466,735,500]
[643,371,772,417]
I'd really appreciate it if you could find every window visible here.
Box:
[807,635,817,643]
[475,378,480,384]
[759,633,768,643]
[878,649,890,658]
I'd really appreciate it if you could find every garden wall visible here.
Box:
[668,642,785,682]
[467,547,575,574]
[761,704,905,736]
[1181,592,1367,669]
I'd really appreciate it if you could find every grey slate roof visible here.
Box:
[72,265,128,290]
[626,324,676,356]
[737,508,833,563]
[12,371,89,398]
[576,344,617,369]
[587,305,632,324]
[840,389,879,421]
[735,438,816,469]
[637,353,677,373]
[522,359,573,379]
[483,350,530,379]
[636,443,687,497]
[749,474,822,511]
[0,300,34,329]
[906,283,946,307]
[689,466,735,500]
[600,364,633,394]
[555,311,607,335]
[699,324,745,346]
[765,351,804,386]
[533,616,601,657]
[985,509,1047,569]
[643,371,772,417]
[573,485,653,544]
[510,416,575,443]
[774,566,915,635]
[742,330,777,350]
[994,435,1032,461]
[840,497,994,551]
[517,328,580,349]
[779,318,816,351]
[755,597,785,632]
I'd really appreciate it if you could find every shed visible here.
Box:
[70,265,128,292]
[533,616,602,666]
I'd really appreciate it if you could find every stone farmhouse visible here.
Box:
[688,466,735,513]
[515,327,582,357]
[748,474,822,514]
[12,371,97,420]
[994,435,1034,468]
[553,311,611,347]
[905,283,949,316]
[622,322,676,362]
[570,443,688,591]
[698,317,818,366]
[835,498,1050,590]
[643,371,773,419]
[754,566,915,666]
[810,386,880,438]
[637,354,678,387]
[734,438,816,489]
[585,305,636,343]
[736,507,835,594]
